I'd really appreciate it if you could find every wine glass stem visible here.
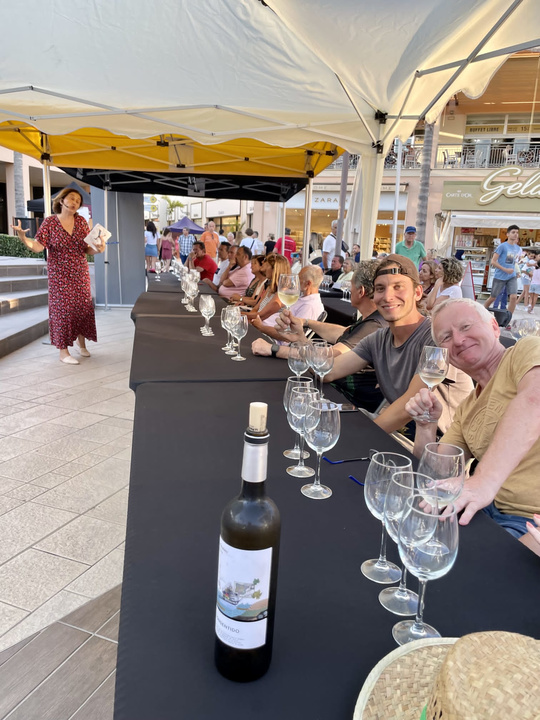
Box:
[205,319,210,332]
[396,568,409,598]
[375,522,390,569]
[296,433,307,469]
[319,374,324,399]
[313,451,322,488]
[236,338,241,358]
[412,580,428,632]
[292,432,301,455]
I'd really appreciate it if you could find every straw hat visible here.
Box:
[354,631,540,720]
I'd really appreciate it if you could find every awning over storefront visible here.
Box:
[449,212,540,229]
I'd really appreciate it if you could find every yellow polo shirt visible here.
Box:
[441,336,540,518]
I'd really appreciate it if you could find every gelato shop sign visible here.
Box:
[442,170,540,212]
[478,167,540,204]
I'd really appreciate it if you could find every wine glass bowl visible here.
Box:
[288,342,309,378]
[308,342,334,399]
[417,346,449,422]
[200,295,216,336]
[417,442,465,506]
[230,314,248,361]
[277,275,300,333]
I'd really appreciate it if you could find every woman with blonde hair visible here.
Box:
[243,253,290,321]
[426,257,464,311]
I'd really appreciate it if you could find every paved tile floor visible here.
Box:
[0,308,134,652]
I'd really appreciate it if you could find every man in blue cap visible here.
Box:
[394,226,427,267]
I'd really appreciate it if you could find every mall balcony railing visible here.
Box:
[326,143,540,174]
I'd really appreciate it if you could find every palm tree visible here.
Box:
[415,122,434,246]
[162,195,185,222]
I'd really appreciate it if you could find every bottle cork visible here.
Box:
[248,402,268,433]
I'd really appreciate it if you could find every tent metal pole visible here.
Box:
[336,152,349,256]
[391,139,402,253]
[103,181,110,312]
[42,160,52,219]
[281,201,286,253]
[302,178,313,267]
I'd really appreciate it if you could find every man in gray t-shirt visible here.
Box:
[325,254,473,434]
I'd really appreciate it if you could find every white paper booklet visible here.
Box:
[84,223,111,251]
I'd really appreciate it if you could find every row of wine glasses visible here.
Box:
[286,341,334,399]
[340,280,351,301]
[220,306,248,361]
[509,317,540,338]
[282,377,340,498]
[362,444,464,644]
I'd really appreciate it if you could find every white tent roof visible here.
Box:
[1,0,539,155]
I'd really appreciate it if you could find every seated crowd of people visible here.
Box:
[179,226,540,557]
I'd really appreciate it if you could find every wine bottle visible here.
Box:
[215,402,281,682]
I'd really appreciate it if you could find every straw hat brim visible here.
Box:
[353,637,458,720]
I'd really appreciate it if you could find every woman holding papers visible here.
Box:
[11,187,104,365]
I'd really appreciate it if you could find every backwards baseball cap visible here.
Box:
[405,226,417,233]
[373,254,420,283]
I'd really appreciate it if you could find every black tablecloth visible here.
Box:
[131,291,227,322]
[114,381,540,720]
[147,272,218,293]
[129,315,291,389]
[322,295,357,326]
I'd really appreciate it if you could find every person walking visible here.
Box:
[144,221,159,272]
[484,225,522,320]
[11,187,104,365]
[527,257,540,314]
[394,226,427,267]
[159,228,174,272]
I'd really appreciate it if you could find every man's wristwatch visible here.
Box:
[270,343,280,357]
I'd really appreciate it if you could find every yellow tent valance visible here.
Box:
[0,122,341,178]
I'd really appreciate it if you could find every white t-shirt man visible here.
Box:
[322,233,346,267]
[213,259,230,285]
[241,236,265,255]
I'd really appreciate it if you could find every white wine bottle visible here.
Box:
[215,402,281,682]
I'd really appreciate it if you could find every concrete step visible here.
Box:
[0,289,49,316]
[0,258,47,277]
[0,306,49,358]
[0,275,49,293]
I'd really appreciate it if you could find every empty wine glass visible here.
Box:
[181,275,189,304]
[287,386,318,478]
[185,278,199,312]
[417,443,465,507]
[230,314,248,361]
[308,342,334,399]
[393,495,459,645]
[221,307,236,354]
[283,376,313,459]
[200,295,216,336]
[380,471,433,617]
[288,342,309,378]
[417,346,449,422]
[362,452,412,584]
[302,400,340,499]
[155,260,162,281]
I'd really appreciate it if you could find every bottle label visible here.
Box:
[215,537,272,649]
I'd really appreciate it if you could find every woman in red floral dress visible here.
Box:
[12,187,104,365]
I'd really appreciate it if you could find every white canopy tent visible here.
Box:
[1,0,540,259]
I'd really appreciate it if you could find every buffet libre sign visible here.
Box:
[441,167,540,212]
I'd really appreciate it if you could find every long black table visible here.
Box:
[147,272,218,294]
[131,290,226,322]
[129,315,291,389]
[321,293,357,326]
[114,380,540,720]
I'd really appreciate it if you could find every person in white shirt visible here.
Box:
[322,220,346,269]
[426,257,464,312]
[240,228,265,255]
[218,230,228,245]
[213,241,231,285]
[251,265,325,341]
